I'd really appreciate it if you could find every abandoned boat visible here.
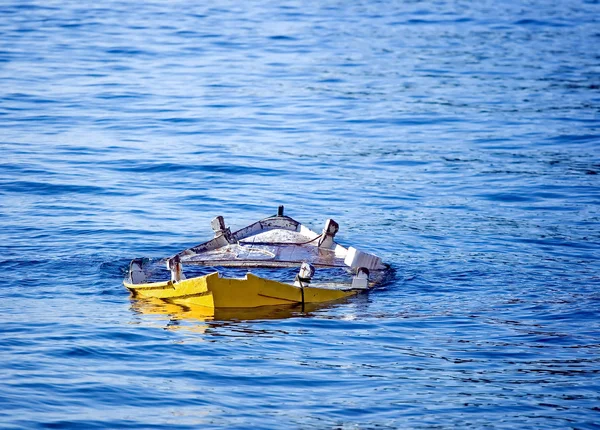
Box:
[124,206,387,309]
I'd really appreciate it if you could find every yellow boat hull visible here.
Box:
[124,272,356,308]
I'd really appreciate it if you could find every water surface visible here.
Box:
[1,0,599,428]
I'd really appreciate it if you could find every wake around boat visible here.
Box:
[124,206,388,310]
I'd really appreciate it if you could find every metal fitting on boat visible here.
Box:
[318,218,339,248]
[167,255,185,283]
[129,258,147,284]
[294,262,315,287]
[211,215,234,244]
[352,267,370,289]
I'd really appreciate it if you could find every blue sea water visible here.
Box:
[1,0,600,428]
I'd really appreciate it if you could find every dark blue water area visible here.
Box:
[1,0,600,428]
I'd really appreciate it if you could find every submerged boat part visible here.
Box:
[124,206,388,310]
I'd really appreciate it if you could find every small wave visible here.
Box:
[0,180,111,196]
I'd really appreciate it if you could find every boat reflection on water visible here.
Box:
[129,296,353,333]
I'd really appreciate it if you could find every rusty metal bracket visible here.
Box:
[211,215,234,244]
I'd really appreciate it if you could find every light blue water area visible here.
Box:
[1,0,600,428]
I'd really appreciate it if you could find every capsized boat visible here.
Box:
[124,206,389,309]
